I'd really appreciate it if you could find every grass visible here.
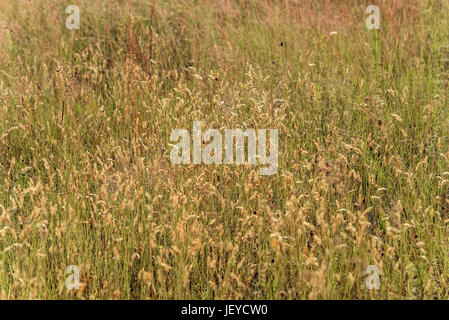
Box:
[1,0,449,299]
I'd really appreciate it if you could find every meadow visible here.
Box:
[1,0,449,299]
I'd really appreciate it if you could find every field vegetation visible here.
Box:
[1,0,449,299]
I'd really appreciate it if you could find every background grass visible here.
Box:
[1,0,449,299]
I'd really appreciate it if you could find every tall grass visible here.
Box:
[1,0,449,299]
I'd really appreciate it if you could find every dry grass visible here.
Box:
[0,0,449,299]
